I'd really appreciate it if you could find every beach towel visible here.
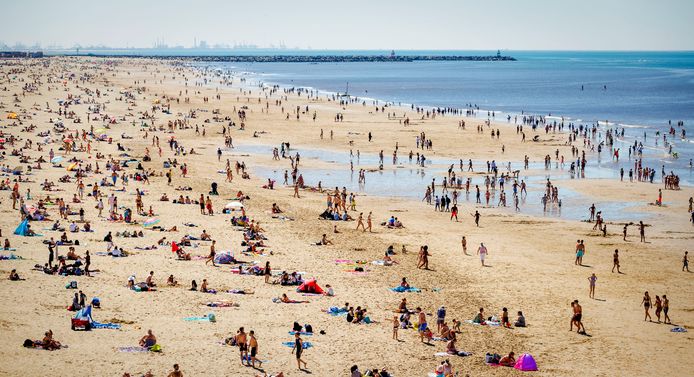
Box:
[117,346,149,353]
[91,321,121,329]
[390,286,421,293]
[435,351,472,357]
[671,327,687,333]
[325,307,348,316]
[466,320,501,326]
[183,313,216,322]
[282,341,312,349]
[289,331,313,336]
[0,253,22,260]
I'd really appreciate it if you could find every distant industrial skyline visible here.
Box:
[2,0,693,51]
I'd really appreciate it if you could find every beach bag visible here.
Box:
[66,281,77,289]
[207,313,216,322]
[23,339,34,348]
[485,353,501,364]
[149,344,162,352]
[304,324,313,333]
[293,322,302,331]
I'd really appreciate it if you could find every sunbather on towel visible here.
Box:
[139,329,156,348]
[280,293,308,304]
[41,330,62,350]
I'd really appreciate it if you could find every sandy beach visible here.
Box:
[0,57,692,377]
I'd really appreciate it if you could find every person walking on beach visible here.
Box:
[471,211,480,227]
[682,251,689,272]
[612,249,620,273]
[570,300,586,334]
[641,292,653,322]
[356,213,365,232]
[477,243,488,266]
[293,182,300,198]
[663,295,671,324]
[366,212,373,232]
[588,273,597,299]
[291,332,308,370]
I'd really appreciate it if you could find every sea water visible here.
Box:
[199,51,694,181]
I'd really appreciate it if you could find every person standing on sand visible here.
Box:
[639,221,646,242]
[641,292,653,322]
[612,249,620,273]
[248,330,262,368]
[236,327,249,366]
[417,307,429,343]
[477,243,488,266]
[461,236,468,255]
[293,182,300,198]
[588,273,597,299]
[366,212,373,232]
[471,210,480,227]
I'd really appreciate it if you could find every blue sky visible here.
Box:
[2,0,693,50]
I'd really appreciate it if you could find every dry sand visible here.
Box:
[0,57,692,377]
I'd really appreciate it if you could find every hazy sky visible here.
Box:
[2,0,693,50]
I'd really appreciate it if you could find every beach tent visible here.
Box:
[14,219,30,236]
[214,251,236,264]
[224,201,244,211]
[514,353,538,371]
[296,279,324,294]
[6,112,18,119]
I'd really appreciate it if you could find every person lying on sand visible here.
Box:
[280,293,309,304]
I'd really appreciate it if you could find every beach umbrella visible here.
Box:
[63,137,73,143]
[51,156,63,164]
[143,217,160,227]
[0,138,5,143]
[224,201,244,211]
